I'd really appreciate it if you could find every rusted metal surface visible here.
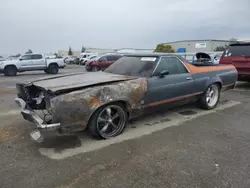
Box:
[48,77,148,132]
[30,72,137,92]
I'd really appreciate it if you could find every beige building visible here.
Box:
[58,47,155,57]
[58,48,115,57]
[163,40,230,53]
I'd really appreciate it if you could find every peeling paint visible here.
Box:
[88,96,101,109]
[48,77,147,132]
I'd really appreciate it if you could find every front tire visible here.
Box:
[198,84,220,109]
[4,66,17,76]
[88,103,128,139]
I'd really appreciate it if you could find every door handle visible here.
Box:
[186,77,192,80]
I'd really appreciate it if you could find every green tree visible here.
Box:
[154,44,175,53]
[214,45,227,52]
[81,46,86,53]
[68,46,73,56]
[214,37,239,52]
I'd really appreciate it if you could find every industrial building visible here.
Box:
[163,40,230,53]
[57,48,154,56]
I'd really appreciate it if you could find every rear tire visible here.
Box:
[88,103,128,139]
[47,64,59,74]
[4,66,17,76]
[92,66,100,72]
[198,83,220,110]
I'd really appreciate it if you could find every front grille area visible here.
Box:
[16,83,30,100]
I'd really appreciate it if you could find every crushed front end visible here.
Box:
[15,82,60,143]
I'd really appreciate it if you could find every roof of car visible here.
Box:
[230,42,250,46]
[124,53,181,57]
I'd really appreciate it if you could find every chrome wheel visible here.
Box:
[206,85,219,107]
[97,105,126,138]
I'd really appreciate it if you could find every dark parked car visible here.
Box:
[15,54,237,142]
[219,43,250,81]
[85,54,122,71]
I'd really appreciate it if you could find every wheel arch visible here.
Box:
[4,64,18,71]
[86,100,131,129]
[48,62,59,67]
[205,77,222,91]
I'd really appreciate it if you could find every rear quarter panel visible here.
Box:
[47,59,64,67]
[184,62,237,92]
[220,56,250,75]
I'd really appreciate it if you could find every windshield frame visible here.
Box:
[104,55,160,77]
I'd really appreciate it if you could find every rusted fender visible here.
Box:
[49,78,147,132]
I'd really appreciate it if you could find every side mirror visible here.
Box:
[19,58,23,61]
[159,70,169,78]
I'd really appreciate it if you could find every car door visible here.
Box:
[144,56,195,108]
[19,54,33,70]
[97,56,108,69]
[104,55,115,68]
[31,54,46,70]
[106,55,121,67]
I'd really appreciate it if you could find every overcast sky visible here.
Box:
[1,0,249,55]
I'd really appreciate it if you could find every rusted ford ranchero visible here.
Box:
[15,54,237,142]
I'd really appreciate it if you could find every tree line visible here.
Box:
[154,38,239,53]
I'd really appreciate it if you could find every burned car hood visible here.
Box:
[24,72,138,92]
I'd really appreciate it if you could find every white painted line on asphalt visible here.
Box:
[39,100,241,160]
[6,86,16,89]
[0,110,20,117]
[233,89,250,92]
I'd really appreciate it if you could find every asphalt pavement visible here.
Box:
[1,66,250,188]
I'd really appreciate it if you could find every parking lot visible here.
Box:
[1,65,250,188]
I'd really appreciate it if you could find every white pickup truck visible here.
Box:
[0,53,66,76]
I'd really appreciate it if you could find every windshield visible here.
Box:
[90,56,97,59]
[104,56,159,77]
[222,44,250,57]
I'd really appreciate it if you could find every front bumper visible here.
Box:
[15,98,61,142]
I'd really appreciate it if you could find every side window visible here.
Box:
[107,55,121,61]
[224,45,250,57]
[99,56,107,62]
[153,57,188,76]
[114,55,121,61]
[32,54,43,60]
[20,55,32,60]
[240,45,250,56]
